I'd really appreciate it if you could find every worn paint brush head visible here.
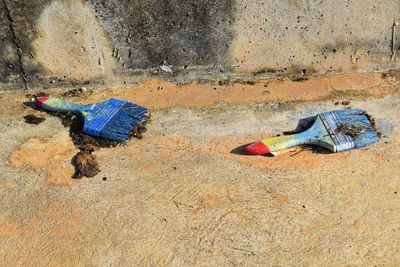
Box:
[35,96,150,142]
[321,109,379,152]
[84,98,149,141]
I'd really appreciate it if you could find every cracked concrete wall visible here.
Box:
[0,0,22,88]
[0,0,399,90]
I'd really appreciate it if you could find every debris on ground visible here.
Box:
[238,80,256,85]
[129,121,147,139]
[335,100,351,106]
[160,64,173,73]
[72,151,101,178]
[62,87,93,98]
[61,113,119,178]
[364,111,382,138]
[290,76,309,82]
[60,113,120,150]
[24,115,46,125]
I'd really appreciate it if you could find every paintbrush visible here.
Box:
[245,109,379,155]
[35,96,149,142]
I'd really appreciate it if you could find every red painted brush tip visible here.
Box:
[35,96,49,105]
[245,140,270,155]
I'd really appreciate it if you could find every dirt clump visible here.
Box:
[72,151,100,178]
[59,113,119,178]
[290,76,309,82]
[239,80,256,85]
[129,121,148,139]
[24,115,46,124]
[61,87,93,98]
[334,100,351,106]
[57,113,148,178]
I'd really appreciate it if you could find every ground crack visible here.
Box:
[2,0,29,89]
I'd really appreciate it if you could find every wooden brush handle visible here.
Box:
[35,96,87,114]
[261,133,309,153]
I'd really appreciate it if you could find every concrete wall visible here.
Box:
[1,0,399,90]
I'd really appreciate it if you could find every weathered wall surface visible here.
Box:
[1,0,399,90]
[0,1,22,87]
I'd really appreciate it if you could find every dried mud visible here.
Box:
[53,111,147,178]
[72,151,100,178]
[23,114,45,124]
[58,113,118,178]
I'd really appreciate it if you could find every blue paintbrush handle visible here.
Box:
[35,96,88,114]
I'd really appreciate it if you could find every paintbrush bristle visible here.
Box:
[320,109,379,152]
[83,98,149,142]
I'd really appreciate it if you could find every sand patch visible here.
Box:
[9,132,79,186]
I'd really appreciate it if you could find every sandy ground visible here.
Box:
[0,72,400,266]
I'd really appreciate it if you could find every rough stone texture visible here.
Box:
[231,0,400,74]
[0,0,22,90]
[1,0,400,90]
[33,1,117,82]
[86,0,234,69]
[1,0,48,89]
[0,72,400,265]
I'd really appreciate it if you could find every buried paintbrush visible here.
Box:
[35,96,149,142]
[245,109,379,155]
